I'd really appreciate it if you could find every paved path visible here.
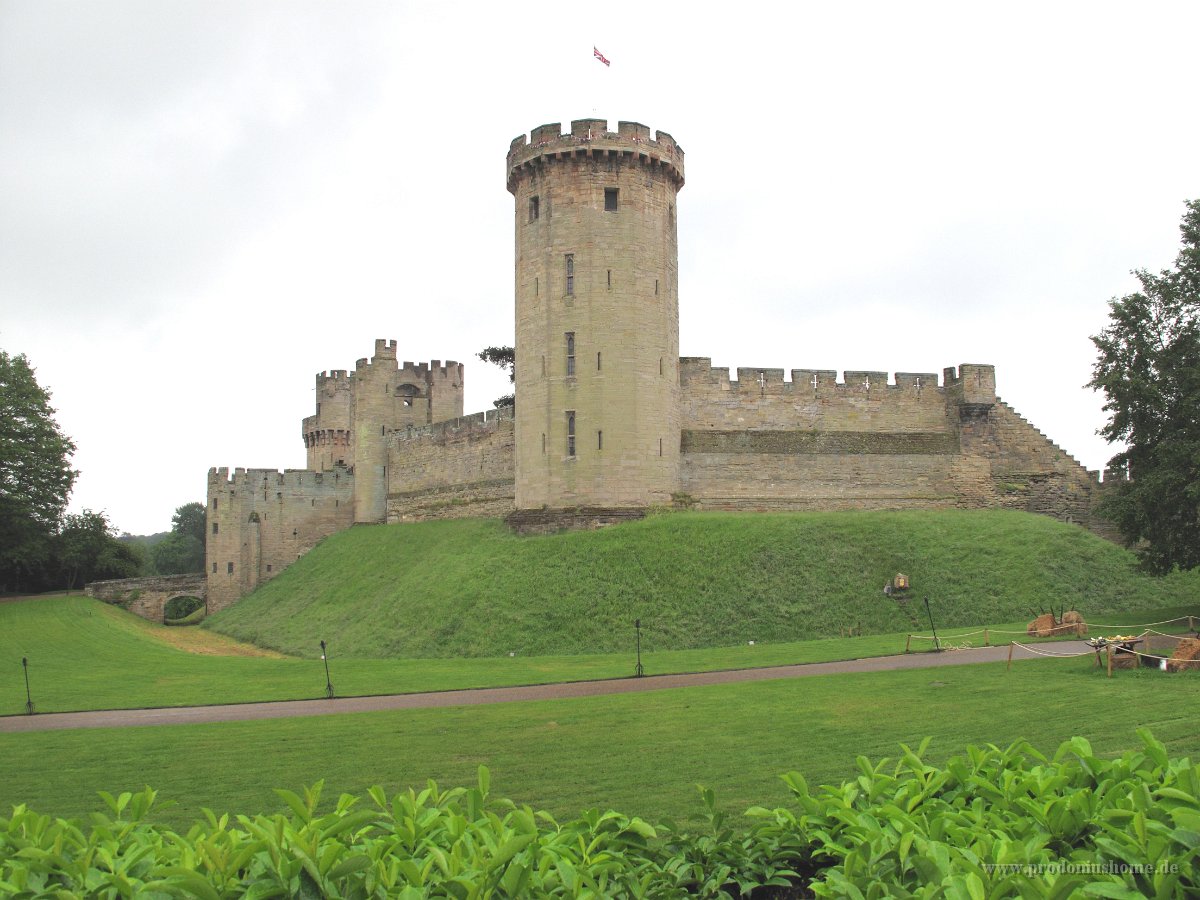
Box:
[0,642,1093,734]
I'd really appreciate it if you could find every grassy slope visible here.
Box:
[2,660,1197,831]
[206,510,1200,658]
[13,593,1196,715]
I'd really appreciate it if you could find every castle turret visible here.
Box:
[507,119,685,510]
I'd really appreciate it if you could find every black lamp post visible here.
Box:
[22,657,33,715]
[923,596,941,652]
[320,640,334,698]
[635,619,644,677]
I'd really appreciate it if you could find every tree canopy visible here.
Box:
[478,345,515,409]
[56,510,140,589]
[1089,199,1200,572]
[152,501,206,574]
[0,351,77,591]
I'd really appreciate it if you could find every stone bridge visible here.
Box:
[84,574,207,623]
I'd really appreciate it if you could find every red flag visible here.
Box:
[593,46,610,67]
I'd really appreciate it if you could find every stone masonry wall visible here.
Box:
[386,408,516,522]
[85,574,207,623]
[678,359,963,510]
[206,466,355,612]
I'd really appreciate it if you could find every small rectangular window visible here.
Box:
[211,496,217,509]
[542,433,546,454]
[659,437,663,457]
[597,351,601,371]
[565,254,574,296]
[607,269,612,289]
[212,522,219,535]
[212,562,217,574]
[567,411,576,457]
[266,564,272,573]
[605,188,618,211]
[535,276,539,297]
[566,332,575,376]
[227,562,234,574]
[598,430,603,450]
[529,195,540,222]
[655,278,659,296]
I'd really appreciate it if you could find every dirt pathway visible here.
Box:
[0,642,1093,734]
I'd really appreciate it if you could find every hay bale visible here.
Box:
[1167,638,1200,673]
[1059,610,1088,637]
[1027,613,1056,637]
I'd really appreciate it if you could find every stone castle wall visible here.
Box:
[206,466,355,612]
[386,408,516,522]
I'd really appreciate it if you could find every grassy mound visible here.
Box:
[204,510,1200,659]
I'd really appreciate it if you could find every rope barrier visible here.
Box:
[1010,641,1095,659]
[908,615,1196,647]
[1088,616,1194,630]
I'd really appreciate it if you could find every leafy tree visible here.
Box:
[1089,199,1200,572]
[55,510,139,589]
[171,501,207,546]
[0,351,77,592]
[478,345,515,409]
[151,532,205,575]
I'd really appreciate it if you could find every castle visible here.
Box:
[206,118,1107,611]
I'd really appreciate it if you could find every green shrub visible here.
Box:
[164,606,206,627]
[2,732,1196,897]
[163,595,202,620]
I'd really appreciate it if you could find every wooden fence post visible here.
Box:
[905,634,912,653]
[984,628,990,646]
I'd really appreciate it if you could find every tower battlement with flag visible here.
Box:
[207,118,1113,607]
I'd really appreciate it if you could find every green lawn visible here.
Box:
[2,658,1197,832]
[205,511,1200,658]
[4,594,1196,715]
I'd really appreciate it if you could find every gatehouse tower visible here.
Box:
[506,119,685,511]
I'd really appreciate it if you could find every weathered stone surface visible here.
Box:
[85,574,206,623]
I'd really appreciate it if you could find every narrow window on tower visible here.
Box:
[212,522,219,535]
[542,433,546,454]
[565,254,574,296]
[607,269,612,290]
[212,562,217,574]
[655,279,659,296]
[597,351,602,371]
[659,437,663,457]
[535,276,538,297]
[566,411,576,457]
[660,357,664,376]
[566,332,575,376]
[529,195,539,222]
[227,562,234,574]
[605,188,618,211]
[598,430,603,450]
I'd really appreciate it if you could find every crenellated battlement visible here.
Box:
[207,465,351,490]
[507,119,684,192]
[680,357,946,394]
[392,405,515,443]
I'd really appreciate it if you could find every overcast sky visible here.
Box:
[2,1,1197,535]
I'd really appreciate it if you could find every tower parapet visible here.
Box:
[507,120,684,193]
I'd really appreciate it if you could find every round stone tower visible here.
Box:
[507,118,685,511]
